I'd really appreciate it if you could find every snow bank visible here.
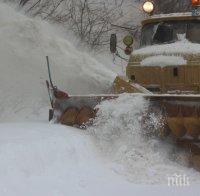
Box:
[89,94,200,184]
[0,123,134,196]
[0,123,199,196]
[141,55,187,67]
[0,2,116,122]
[133,39,200,56]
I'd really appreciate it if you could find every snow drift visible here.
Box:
[0,123,199,196]
[0,123,136,196]
[0,2,115,122]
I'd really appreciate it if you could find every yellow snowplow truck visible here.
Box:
[47,1,200,171]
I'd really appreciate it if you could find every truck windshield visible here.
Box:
[141,20,200,47]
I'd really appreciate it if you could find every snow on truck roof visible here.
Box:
[141,55,186,67]
[142,12,200,25]
[133,39,200,56]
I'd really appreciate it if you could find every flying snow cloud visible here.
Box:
[0,1,116,122]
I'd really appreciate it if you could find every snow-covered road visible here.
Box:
[0,123,199,196]
[0,123,133,196]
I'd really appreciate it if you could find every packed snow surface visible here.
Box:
[0,123,137,196]
[0,1,200,196]
[0,123,199,196]
[141,55,187,67]
[133,39,200,56]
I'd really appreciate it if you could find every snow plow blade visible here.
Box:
[146,94,200,139]
[52,91,200,140]
[52,94,118,127]
[46,76,200,140]
[46,80,200,170]
[46,73,200,141]
[147,95,200,171]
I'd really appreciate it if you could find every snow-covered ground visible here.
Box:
[0,1,200,196]
[0,123,134,196]
[0,123,199,196]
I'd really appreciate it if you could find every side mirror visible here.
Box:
[110,34,117,53]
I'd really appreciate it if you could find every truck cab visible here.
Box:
[126,13,200,94]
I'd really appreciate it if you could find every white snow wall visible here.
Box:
[0,2,116,122]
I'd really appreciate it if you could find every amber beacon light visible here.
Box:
[143,1,154,14]
[192,0,200,6]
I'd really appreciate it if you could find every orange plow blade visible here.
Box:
[147,95,200,140]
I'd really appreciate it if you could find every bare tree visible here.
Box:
[66,0,125,49]
[20,0,30,6]
[18,0,132,49]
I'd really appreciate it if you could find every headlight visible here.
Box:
[143,1,154,14]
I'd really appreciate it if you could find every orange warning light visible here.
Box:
[192,0,200,6]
